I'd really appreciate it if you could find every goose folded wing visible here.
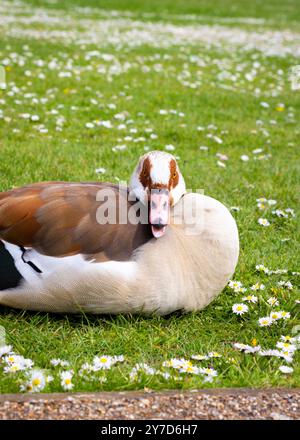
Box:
[0,182,152,261]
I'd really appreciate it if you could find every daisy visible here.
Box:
[272,209,288,218]
[250,283,265,291]
[199,367,218,377]
[258,218,270,227]
[257,202,266,210]
[240,155,249,162]
[208,351,222,358]
[113,355,125,363]
[4,354,33,371]
[279,366,293,374]
[4,363,24,373]
[285,208,295,217]
[276,342,296,353]
[95,167,106,174]
[191,354,209,361]
[157,371,171,380]
[242,295,258,303]
[228,280,245,293]
[50,359,70,367]
[93,355,113,370]
[280,335,295,343]
[267,297,279,307]
[165,144,175,151]
[21,370,46,393]
[232,303,248,315]
[278,281,293,290]
[279,311,291,320]
[255,264,269,274]
[60,371,74,390]
[179,364,199,374]
[259,349,282,357]
[233,343,261,354]
[280,351,294,363]
[258,317,273,327]
[269,311,282,321]
[0,345,12,357]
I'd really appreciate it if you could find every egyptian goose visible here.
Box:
[0,151,239,315]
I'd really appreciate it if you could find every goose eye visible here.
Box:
[173,172,177,179]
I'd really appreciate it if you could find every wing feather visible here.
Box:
[0,182,152,260]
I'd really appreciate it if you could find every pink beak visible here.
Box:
[149,189,170,238]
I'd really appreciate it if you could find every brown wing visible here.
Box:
[0,182,152,261]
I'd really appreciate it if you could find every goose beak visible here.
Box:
[149,189,170,238]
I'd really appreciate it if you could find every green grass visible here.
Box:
[0,0,299,393]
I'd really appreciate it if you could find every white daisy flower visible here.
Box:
[255,264,270,274]
[0,345,12,357]
[267,297,279,306]
[208,351,222,358]
[276,342,296,353]
[179,363,199,374]
[240,155,249,162]
[257,202,266,210]
[199,367,218,377]
[251,283,265,291]
[233,343,261,354]
[4,354,33,372]
[258,316,274,327]
[242,295,258,303]
[228,280,245,293]
[191,354,209,361]
[165,144,175,151]
[272,209,288,218]
[279,311,291,320]
[85,122,94,129]
[93,355,113,370]
[285,208,295,217]
[50,359,70,367]
[21,370,46,393]
[95,167,106,174]
[280,351,294,363]
[232,303,248,315]
[280,335,295,343]
[269,311,282,321]
[60,371,74,390]
[258,218,270,227]
[258,349,282,357]
[279,366,293,374]
[278,281,293,290]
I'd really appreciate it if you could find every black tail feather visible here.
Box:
[0,241,23,290]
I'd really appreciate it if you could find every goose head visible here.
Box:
[129,150,186,238]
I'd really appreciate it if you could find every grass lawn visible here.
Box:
[0,0,299,393]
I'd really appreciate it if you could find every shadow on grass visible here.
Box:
[0,304,191,329]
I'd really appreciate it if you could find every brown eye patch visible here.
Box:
[139,157,152,188]
[169,159,179,189]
